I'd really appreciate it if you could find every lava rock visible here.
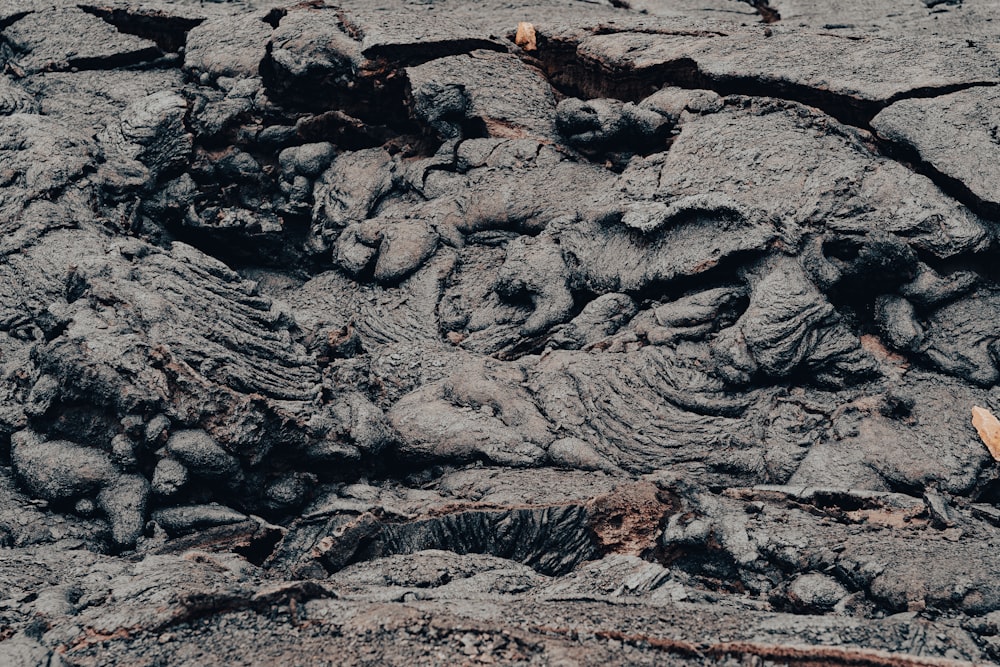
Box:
[555,97,673,152]
[151,504,250,536]
[151,458,189,498]
[165,430,241,479]
[184,14,273,81]
[873,85,1000,216]
[2,8,160,74]
[781,573,849,613]
[98,474,150,549]
[408,50,558,141]
[10,431,116,503]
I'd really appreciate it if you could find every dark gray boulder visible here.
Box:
[10,431,116,503]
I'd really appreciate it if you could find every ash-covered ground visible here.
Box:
[2,0,1000,664]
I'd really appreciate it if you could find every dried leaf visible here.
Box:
[515,22,537,52]
[972,405,1000,461]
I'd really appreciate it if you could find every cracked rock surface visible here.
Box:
[2,0,1000,665]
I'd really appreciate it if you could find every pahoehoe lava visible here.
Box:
[1,0,1000,665]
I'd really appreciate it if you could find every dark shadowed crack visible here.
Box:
[0,10,30,30]
[737,0,781,23]
[524,28,996,129]
[518,27,999,219]
[876,124,1000,221]
[78,5,204,54]
[0,7,167,74]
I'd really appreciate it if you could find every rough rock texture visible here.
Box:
[2,1,1000,665]
[872,85,1000,218]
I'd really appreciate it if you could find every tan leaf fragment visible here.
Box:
[515,22,537,52]
[972,405,1000,461]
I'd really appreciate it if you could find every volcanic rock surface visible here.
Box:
[1,0,1000,665]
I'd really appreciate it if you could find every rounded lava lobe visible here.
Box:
[151,458,189,498]
[165,429,241,479]
[10,432,116,503]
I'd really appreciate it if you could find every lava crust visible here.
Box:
[1,0,1000,665]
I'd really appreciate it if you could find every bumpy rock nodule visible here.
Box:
[2,0,1000,664]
